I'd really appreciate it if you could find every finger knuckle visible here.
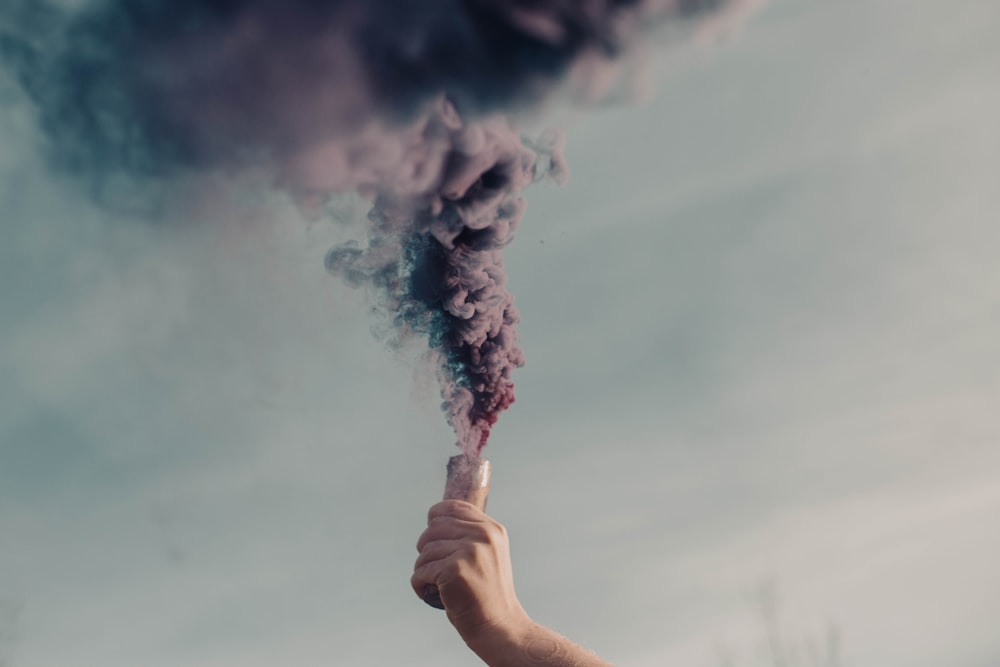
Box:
[481,520,505,544]
[453,557,476,583]
[468,541,489,562]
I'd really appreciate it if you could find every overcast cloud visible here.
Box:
[2,1,999,666]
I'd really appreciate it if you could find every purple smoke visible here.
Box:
[1,0,750,456]
[320,107,565,453]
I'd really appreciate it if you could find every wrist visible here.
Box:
[462,607,534,664]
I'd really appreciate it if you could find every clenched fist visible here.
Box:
[412,501,615,667]
[411,500,530,644]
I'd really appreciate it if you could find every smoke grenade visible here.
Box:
[422,454,492,610]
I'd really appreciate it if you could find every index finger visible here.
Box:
[427,499,487,524]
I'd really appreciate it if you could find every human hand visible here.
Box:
[411,500,530,645]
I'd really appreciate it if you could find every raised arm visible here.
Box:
[411,500,615,667]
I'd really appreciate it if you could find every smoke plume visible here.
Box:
[0,0,746,456]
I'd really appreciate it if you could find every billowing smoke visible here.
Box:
[321,106,559,453]
[0,0,745,456]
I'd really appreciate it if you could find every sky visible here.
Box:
[1,1,999,666]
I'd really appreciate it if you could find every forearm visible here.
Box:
[466,617,615,667]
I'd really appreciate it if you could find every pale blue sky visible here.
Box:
[2,1,999,666]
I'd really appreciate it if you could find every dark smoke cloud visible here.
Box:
[0,0,745,455]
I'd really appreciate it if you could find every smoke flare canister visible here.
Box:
[422,455,492,610]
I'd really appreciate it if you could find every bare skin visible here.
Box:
[412,500,615,667]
